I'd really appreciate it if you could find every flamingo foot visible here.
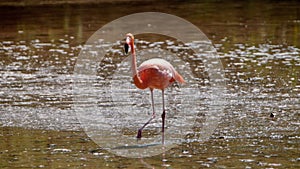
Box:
[136,115,155,139]
[137,129,142,139]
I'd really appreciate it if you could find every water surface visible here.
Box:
[0,1,299,168]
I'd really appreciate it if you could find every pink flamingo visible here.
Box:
[124,33,185,139]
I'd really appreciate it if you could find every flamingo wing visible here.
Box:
[139,58,174,78]
[136,58,184,90]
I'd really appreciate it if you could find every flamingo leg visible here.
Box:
[161,89,165,133]
[137,88,156,139]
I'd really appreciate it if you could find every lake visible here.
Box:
[0,1,299,168]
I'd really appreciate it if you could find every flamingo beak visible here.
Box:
[124,36,131,54]
[124,43,129,54]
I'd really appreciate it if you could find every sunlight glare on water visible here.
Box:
[73,31,226,157]
[0,1,299,168]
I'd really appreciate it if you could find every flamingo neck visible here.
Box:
[130,42,144,88]
[130,43,138,77]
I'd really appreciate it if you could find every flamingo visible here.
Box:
[124,33,185,139]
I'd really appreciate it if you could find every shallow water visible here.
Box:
[0,1,299,168]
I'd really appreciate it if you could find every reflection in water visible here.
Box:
[0,1,299,168]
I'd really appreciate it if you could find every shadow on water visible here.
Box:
[0,0,299,168]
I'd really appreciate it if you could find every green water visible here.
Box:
[0,1,299,168]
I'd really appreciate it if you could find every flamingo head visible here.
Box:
[124,33,134,54]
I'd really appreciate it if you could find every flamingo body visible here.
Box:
[134,58,184,90]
